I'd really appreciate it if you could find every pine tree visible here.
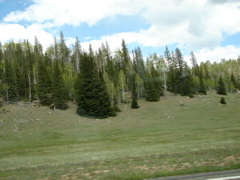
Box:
[167,51,178,93]
[164,46,171,69]
[75,53,113,118]
[121,39,133,90]
[217,76,227,95]
[0,43,3,97]
[198,65,207,95]
[98,72,116,117]
[230,73,238,90]
[145,63,162,102]
[71,37,82,73]
[2,45,17,101]
[190,51,200,93]
[175,48,184,73]
[180,64,195,97]
[131,74,139,109]
[24,40,35,102]
[52,60,69,110]
[220,97,226,104]
[167,65,177,93]
[59,31,70,69]
[63,62,77,100]
[13,43,27,100]
[167,48,195,96]
[121,39,130,74]
[190,51,199,76]
[36,56,52,106]
[134,47,146,80]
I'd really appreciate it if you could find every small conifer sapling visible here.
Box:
[220,97,226,104]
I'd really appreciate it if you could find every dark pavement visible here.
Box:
[146,169,240,180]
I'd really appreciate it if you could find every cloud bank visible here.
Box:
[1,0,240,62]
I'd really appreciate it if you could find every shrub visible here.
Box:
[188,94,195,98]
[220,97,226,105]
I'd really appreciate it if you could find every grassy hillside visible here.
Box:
[0,92,240,179]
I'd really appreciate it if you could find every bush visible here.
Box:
[112,105,121,112]
[0,100,2,108]
[188,94,195,98]
[109,108,117,117]
[220,97,227,104]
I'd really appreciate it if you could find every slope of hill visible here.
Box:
[0,92,240,179]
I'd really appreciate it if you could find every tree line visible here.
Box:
[0,32,239,117]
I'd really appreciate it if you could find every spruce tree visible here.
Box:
[52,60,69,110]
[217,76,227,95]
[220,97,226,104]
[180,65,195,97]
[144,63,162,102]
[13,43,28,100]
[175,48,184,73]
[36,56,52,106]
[59,31,70,69]
[25,40,35,101]
[0,42,3,75]
[190,51,199,76]
[167,51,178,93]
[121,39,133,90]
[3,49,16,101]
[131,74,139,109]
[230,73,238,90]
[198,66,207,95]
[164,46,171,68]
[75,53,113,118]
[167,65,177,93]
[72,37,82,73]
[134,47,146,80]
[0,43,3,97]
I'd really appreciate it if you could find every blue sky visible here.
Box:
[1,0,240,63]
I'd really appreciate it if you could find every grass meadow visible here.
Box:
[0,91,240,179]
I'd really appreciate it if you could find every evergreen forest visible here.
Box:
[0,32,240,118]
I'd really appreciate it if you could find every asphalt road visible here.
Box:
[147,169,240,180]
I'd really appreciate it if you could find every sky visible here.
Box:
[1,0,240,64]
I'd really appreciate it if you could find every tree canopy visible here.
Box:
[1,33,239,117]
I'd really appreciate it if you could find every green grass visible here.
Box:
[0,91,240,179]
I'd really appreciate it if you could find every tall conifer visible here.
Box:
[3,44,16,101]
[230,73,238,90]
[131,74,140,109]
[52,60,69,110]
[0,43,3,96]
[217,76,227,95]
[145,63,162,101]
[36,56,52,106]
[198,66,207,95]
[75,53,113,118]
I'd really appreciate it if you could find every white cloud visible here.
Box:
[3,0,143,27]
[139,0,240,49]
[2,0,240,62]
[80,31,141,53]
[0,23,54,49]
[185,45,240,64]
